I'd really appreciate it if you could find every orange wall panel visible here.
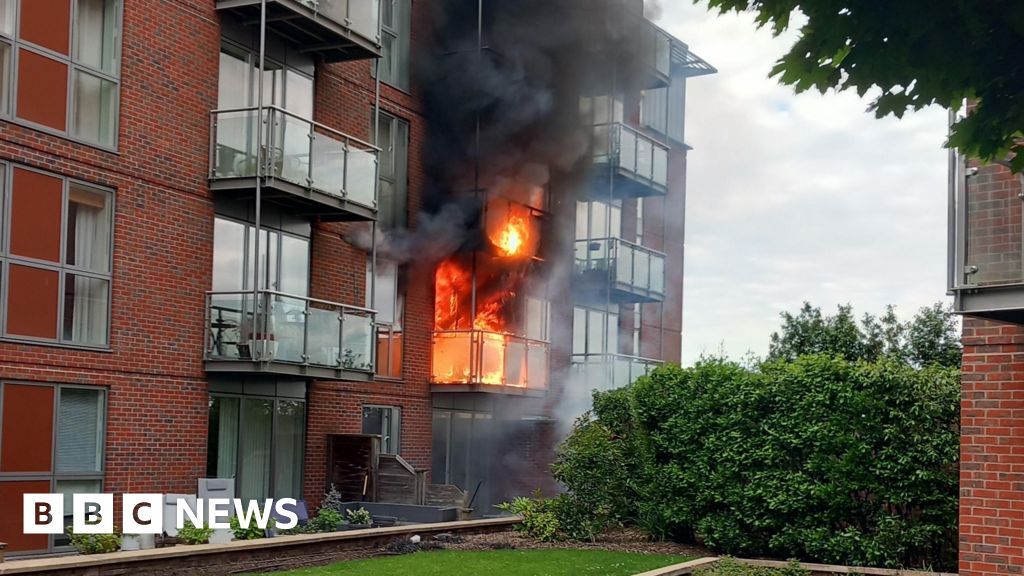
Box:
[0,384,54,472]
[19,0,71,55]
[16,49,68,132]
[10,167,62,262]
[0,481,51,552]
[6,265,59,339]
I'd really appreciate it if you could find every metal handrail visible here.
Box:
[570,352,663,365]
[575,236,668,260]
[205,289,376,372]
[593,122,670,155]
[210,105,380,152]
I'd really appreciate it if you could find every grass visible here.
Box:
[261,549,692,576]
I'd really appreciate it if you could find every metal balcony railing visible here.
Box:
[431,330,549,391]
[216,0,381,62]
[593,122,670,197]
[948,149,1024,322]
[574,237,667,301]
[210,105,379,213]
[206,290,376,375]
[571,353,662,391]
[297,0,380,44]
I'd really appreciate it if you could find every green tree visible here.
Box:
[767,302,960,368]
[699,0,1024,170]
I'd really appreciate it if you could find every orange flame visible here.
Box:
[492,215,529,257]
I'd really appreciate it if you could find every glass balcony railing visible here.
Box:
[593,123,670,196]
[431,330,549,391]
[206,290,375,376]
[571,353,662,391]
[574,237,667,301]
[216,1,381,61]
[210,105,379,213]
[298,0,380,45]
[648,24,672,86]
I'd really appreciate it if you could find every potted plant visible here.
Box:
[176,521,215,545]
[66,526,121,554]
[310,508,345,533]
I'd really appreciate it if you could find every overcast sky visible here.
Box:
[652,4,951,365]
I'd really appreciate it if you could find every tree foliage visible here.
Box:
[700,0,1024,170]
[767,302,960,368]
[557,357,960,571]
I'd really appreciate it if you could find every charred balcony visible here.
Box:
[589,122,670,200]
[574,237,666,304]
[210,105,379,222]
[205,290,376,381]
[216,0,382,62]
[571,353,662,391]
[949,153,1024,323]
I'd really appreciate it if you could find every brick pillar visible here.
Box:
[961,316,1024,575]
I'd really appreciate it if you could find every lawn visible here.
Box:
[261,549,691,575]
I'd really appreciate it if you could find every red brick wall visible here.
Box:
[960,316,1024,576]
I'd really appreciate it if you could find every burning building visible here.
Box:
[0,0,711,554]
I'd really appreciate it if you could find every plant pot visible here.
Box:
[121,534,155,551]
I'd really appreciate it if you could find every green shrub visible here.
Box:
[557,357,960,571]
[346,507,372,526]
[229,515,268,540]
[310,508,344,533]
[177,520,214,544]
[66,527,121,554]
[497,494,560,542]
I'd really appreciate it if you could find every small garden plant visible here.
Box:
[346,507,372,526]
[695,558,809,576]
[66,526,121,554]
[177,520,215,545]
[310,507,344,533]
[230,515,269,540]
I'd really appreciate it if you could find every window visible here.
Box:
[573,305,619,355]
[576,200,622,241]
[367,259,403,378]
[0,382,106,554]
[641,75,686,143]
[0,0,122,147]
[207,388,306,502]
[1,164,113,347]
[212,215,310,295]
[362,405,401,454]
[218,43,314,116]
[377,0,410,90]
[376,112,409,230]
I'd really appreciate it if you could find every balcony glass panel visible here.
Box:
[650,252,665,295]
[636,138,653,182]
[572,353,661,390]
[206,290,375,374]
[653,28,671,79]
[963,169,1024,286]
[653,147,668,186]
[593,123,670,191]
[431,330,548,391]
[619,127,637,173]
[212,109,260,179]
[211,106,379,211]
[575,237,667,299]
[346,0,381,43]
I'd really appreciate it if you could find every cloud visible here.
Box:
[655,5,950,364]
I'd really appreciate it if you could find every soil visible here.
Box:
[446,526,711,558]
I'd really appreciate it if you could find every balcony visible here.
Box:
[590,123,669,200]
[572,353,662,391]
[430,330,549,396]
[216,0,381,62]
[210,106,379,221]
[206,290,376,381]
[645,24,673,90]
[950,156,1024,323]
[574,237,666,304]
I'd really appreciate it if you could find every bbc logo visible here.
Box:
[23,494,164,535]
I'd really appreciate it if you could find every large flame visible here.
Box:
[433,206,535,386]
[492,215,529,257]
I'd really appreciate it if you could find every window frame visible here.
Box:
[374,111,409,231]
[1,0,124,151]
[375,0,410,92]
[218,39,315,116]
[0,380,107,555]
[206,391,307,502]
[362,404,401,455]
[366,257,404,380]
[0,162,116,350]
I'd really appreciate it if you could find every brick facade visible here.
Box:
[0,0,694,554]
